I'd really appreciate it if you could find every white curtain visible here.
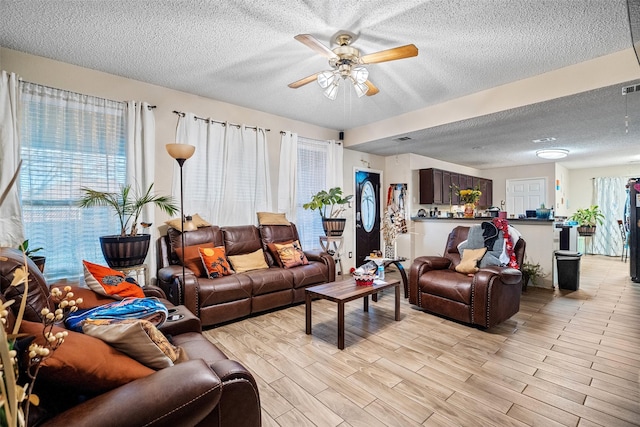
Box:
[126,101,157,274]
[326,139,343,189]
[278,131,298,221]
[593,176,627,256]
[174,114,272,226]
[0,71,24,247]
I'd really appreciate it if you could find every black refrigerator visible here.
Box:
[628,178,640,282]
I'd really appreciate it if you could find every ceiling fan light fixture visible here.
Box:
[317,70,336,89]
[351,66,369,84]
[536,149,569,159]
[353,81,369,97]
[323,81,340,100]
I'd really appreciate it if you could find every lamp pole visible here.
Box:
[166,144,196,294]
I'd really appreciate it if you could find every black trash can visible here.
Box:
[555,250,582,290]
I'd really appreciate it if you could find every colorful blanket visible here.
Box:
[65,297,168,332]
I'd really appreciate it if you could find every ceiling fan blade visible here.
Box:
[294,34,338,59]
[365,80,379,96]
[288,73,319,89]
[361,44,418,64]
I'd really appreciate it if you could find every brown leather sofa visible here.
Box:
[409,226,525,328]
[0,247,261,427]
[157,223,335,327]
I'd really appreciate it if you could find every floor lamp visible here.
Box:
[166,143,196,291]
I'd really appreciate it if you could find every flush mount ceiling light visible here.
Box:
[288,33,418,100]
[536,149,569,159]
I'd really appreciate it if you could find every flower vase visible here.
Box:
[464,203,475,218]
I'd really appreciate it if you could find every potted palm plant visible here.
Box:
[303,187,353,236]
[570,205,605,236]
[78,183,178,267]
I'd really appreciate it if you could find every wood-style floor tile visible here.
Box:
[203,255,640,426]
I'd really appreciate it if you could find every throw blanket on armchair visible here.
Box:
[65,297,168,332]
[458,220,521,268]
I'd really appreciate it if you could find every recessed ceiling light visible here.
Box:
[532,137,557,143]
[536,149,569,159]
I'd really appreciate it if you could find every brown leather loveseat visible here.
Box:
[409,225,525,328]
[0,247,261,427]
[157,222,335,327]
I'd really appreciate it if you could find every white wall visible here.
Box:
[484,163,556,213]
[0,46,339,222]
[567,164,640,213]
[555,163,570,216]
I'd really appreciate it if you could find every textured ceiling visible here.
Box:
[0,0,638,169]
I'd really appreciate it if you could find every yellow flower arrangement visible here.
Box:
[452,185,482,204]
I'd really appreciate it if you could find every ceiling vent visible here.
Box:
[393,136,412,141]
[532,137,556,143]
[622,84,640,95]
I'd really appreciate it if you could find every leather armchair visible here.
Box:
[409,226,525,328]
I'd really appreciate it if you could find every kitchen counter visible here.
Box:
[411,216,554,224]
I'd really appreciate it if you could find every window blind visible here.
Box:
[19,82,126,281]
[296,137,328,250]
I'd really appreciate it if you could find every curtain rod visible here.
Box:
[20,79,156,109]
[280,131,342,145]
[173,110,270,131]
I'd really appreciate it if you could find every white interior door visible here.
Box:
[506,178,546,216]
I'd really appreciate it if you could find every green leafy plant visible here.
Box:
[302,187,353,218]
[521,260,544,285]
[569,205,605,227]
[17,240,43,258]
[78,183,178,236]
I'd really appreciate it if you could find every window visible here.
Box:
[19,82,126,282]
[295,137,328,250]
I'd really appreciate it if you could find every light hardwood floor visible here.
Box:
[203,255,640,427]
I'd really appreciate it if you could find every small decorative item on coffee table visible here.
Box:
[354,274,375,286]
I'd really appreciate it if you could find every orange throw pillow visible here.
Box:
[266,240,293,268]
[275,240,309,269]
[83,260,145,299]
[175,242,215,277]
[198,246,233,278]
[19,320,154,394]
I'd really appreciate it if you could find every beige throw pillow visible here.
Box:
[455,247,488,274]
[83,318,183,370]
[227,248,269,273]
[165,213,211,230]
[257,212,290,225]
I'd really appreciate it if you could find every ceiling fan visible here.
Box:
[288,33,418,100]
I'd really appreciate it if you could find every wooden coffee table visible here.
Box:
[305,278,400,350]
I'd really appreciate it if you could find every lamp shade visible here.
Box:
[317,71,337,89]
[166,143,195,160]
[323,82,340,100]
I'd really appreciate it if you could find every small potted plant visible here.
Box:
[302,187,353,236]
[18,239,46,272]
[78,183,178,267]
[569,205,604,236]
[521,259,544,291]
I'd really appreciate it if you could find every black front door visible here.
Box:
[355,170,381,266]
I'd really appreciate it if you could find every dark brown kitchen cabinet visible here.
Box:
[419,168,443,204]
[450,173,460,204]
[420,168,492,208]
[472,177,493,209]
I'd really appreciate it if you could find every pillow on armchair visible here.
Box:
[455,247,488,274]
